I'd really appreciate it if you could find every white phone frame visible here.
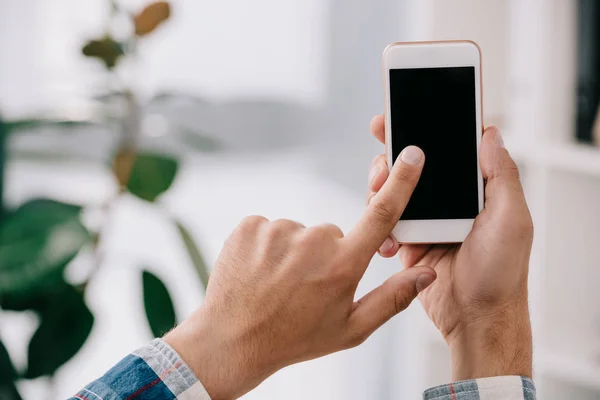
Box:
[383,40,484,243]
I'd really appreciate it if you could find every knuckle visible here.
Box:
[309,223,344,239]
[235,215,268,239]
[240,215,268,230]
[295,230,317,246]
[370,154,384,167]
[370,201,396,225]
[373,154,387,169]
[393,290,412,315]
[390,165,418,186]
[294,228,326,249]
[500,155,523,183]
[506,161,521,181]
[345,327,369,349]
[265,219,303,240]
[270,218,303,231]
[305,225,328,240]
[366,191,377,206]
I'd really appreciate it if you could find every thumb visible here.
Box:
[346,266,436,344]
[480,127,527,208]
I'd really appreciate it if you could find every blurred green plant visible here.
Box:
[0,2,214,398]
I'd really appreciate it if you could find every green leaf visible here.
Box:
[175,221,209,288]
[1,289,48,312]
[127,153,178,202]
[175,125,220,153]
[6,149,96,164]
[0,199,90,297]
[0,383,22,400]
[142,270,177,337]
[93,91,127,103]
[25,285,94,378]
[0,280,68,312]
[149,91,209,106]
[0,340,21,399]
[0,339,17,383]
[82,36,125,69]
[4,119,98,135]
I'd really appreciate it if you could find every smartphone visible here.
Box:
[383,41,484,243]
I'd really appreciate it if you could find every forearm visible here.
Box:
[163,309,271,400]
[448,302,533,381]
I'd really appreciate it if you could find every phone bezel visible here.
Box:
[383,40,484,243]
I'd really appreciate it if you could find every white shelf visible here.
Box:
[543,142,600,176]
[504,136,600,177]
[538,350,600,392]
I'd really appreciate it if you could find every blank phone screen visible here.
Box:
[389,67,479,220]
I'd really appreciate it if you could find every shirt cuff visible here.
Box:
[423,376,536,399]
[133,338,212,400]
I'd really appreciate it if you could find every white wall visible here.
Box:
[0,0,329,117]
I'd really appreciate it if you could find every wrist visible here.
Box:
[164,307,268,400]
[447,301,533,381]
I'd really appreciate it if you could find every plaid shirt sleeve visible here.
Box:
[69,339,536,400]
[423,376,536,399]
[69,339,210,400]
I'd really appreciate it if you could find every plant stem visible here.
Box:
[109,0,119,15]
[47,375,56,400]
[86,91,141,288]
[174,219,210,289]
[86,3,143,288]
[83,193,121,288]
[0,114,5,221]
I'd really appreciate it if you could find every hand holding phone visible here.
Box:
[383,41,484,243]
[368,115,534,380]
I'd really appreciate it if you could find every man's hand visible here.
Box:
[165,146,436,400]
[367,115,533,381]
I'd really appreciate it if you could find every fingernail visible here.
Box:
[495,129,505,148]
[416,273,435,293]
[400,146,423,166]
[369,164,381,185]
[378,237,395,254]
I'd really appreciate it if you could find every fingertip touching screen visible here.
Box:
[389,66,479,220]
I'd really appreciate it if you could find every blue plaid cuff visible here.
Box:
[70,339,210,400]
[70,339,536,400]
[423,376,536,399]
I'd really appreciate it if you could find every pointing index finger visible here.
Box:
[345,146,425,262]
